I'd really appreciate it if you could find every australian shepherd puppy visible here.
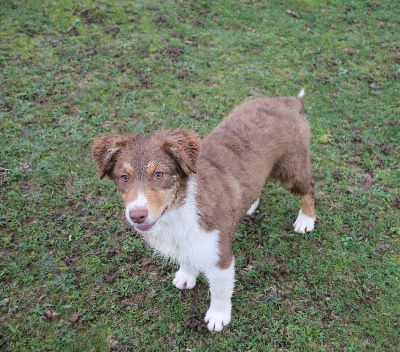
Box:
[92,89,315,331]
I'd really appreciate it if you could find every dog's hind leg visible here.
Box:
[274,151,316,233]
[293,190,316,233]
[280,177,315,234]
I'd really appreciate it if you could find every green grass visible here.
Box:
[1,0,399,350]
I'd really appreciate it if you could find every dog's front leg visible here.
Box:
[173,264,198,290]
[204,260,235,332]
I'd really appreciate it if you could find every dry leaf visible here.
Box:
[286,10,300,19]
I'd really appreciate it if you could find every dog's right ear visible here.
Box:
[92,135,127,179]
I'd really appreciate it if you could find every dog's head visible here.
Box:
[92,129,201,232]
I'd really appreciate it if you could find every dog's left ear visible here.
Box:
[92,135,127,179]
[162,129,201,175]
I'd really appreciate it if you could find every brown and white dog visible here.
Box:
[92,89,316,332]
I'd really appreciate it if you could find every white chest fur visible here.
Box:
[142,178,220,272]
[139,178,234,333]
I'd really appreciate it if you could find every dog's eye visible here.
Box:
[154,172,163,179]
[121,175,129,182]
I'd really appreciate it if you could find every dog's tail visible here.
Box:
[295,88,305,114]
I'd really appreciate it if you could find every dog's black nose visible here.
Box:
[129,208,148,224]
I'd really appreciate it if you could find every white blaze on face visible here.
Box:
[125,192,149,226]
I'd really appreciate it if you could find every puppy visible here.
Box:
[92,89,315,331]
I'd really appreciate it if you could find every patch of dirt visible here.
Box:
[380,144,392,155]
[19,181,34,191]
[360,294,376,305]
[121,298,136,307]
[242,215,257,233]
[121,291,153,309]
[192,18,205,26]
[388,120,400,127]
[153,15,169,25]
[71,245,81,253]
[78,8,104,24]
[145,6,159,11]
[0,275,11,284]
[265,286,290,300]
[107,248,118,257]
[161,45,184,58]
[139,73,153,87]
[278,267,292,277]
[391,197,400,208]
[182,313,203,331]
[318,76,330,85]
[357,74,375,84]
[127,16,140,24]
[386,72,400,80]
[352,135,363,143]
[193,110,209,120]
[356,176,374,190]
[104,25,120,34]
[171,31,183,39]
[34,94,50,106]
[103,268,120,283]
[307,237,323,249]
[85,49,98,57]
[69,106,80,116]
[1,100,13,112]
[342,47,354,55]
[70,312,82,325]
[43,309,58,321]
[327,59,338,67]
[178,70,190,80]
[64,257,74,266]
[369,2,381,9]
[332,170,343,181]
[363,336,376,348]
[68,27,79,36]
[123,250,141,264]
[135,46,150,58]
[376,243,391,252]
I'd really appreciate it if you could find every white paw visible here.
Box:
[204,306,231,332]
[173,269,197,290]
[246,198,259,216]
[294,209,315,233]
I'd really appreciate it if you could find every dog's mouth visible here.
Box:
[134,206,169,232]
[135,222,156,232]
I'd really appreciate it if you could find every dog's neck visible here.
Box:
[140,177,220,269]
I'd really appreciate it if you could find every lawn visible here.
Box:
[0,0,399,351]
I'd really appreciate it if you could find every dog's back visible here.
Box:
[195,94,312,239]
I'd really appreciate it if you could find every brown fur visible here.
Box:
[92,94,315,269]
[194,95,314,268]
